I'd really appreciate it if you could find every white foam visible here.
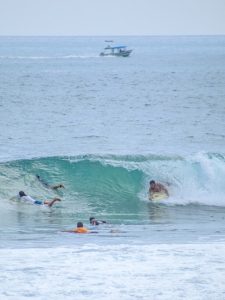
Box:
[1,243,225,299]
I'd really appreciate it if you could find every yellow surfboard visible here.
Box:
[149,192,168,201]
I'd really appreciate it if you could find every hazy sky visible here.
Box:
[0,0,225,35]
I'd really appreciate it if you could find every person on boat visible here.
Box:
[149,180,169,197]
[89,217,107,226]
[18,191,61,207]
[36,175,65,190]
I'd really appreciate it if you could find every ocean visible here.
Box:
[0,36,225,299]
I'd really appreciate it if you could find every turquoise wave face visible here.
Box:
[1,153,225,218]
[0,156,145,222]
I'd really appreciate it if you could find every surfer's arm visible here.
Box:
[148,192,153,200]
[148,188,153,197]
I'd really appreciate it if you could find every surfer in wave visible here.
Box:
[149,180,169,197]
[36,175,65,190]
[18,191,61,207]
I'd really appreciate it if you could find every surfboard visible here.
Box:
[149,192,168,201]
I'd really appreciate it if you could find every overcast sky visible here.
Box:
[0,0,225,35]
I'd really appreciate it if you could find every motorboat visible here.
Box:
[100,44,132,57]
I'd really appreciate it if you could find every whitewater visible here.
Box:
[0,36,225,299]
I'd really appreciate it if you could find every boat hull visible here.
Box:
[100,50,132,57]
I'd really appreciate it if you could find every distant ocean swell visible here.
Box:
[0,152,225,208]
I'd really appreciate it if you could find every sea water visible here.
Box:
[0,36,225,299]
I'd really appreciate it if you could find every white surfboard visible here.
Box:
[149,192,168,201]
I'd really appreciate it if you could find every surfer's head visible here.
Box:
[77,222,84,228]
[149,180,156,188]
[89,217,100,225]
[19,191,26,197]
[90,217,96,224]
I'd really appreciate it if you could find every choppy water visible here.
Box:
[1,36,225,299]
[1,36,225,160]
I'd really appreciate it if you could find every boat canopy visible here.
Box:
[110,46,127,49]
[105,45,127,50]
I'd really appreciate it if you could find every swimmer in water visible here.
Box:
[18,191,61,207]
[36,175,65,190]
[89,217,107,226]
[63,222,98,234]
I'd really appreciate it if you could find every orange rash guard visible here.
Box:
[74,227,89,233]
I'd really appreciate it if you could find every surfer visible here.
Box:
[89,217,107,226]
[69,222,89,233]
[149,180,169,197]
[63,222,97,234]
[18,191,61,207]
[36,175,65,190]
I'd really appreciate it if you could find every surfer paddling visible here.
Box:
[149,180,169,197]
[89,217,107,226]
[63,222,98,234]
[36,175,65,190]
[18,191,61,207]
